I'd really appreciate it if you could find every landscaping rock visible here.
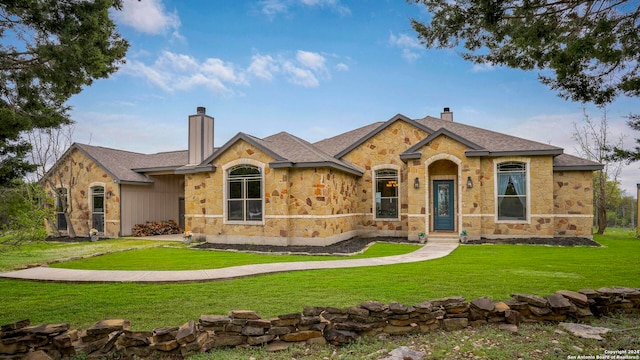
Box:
[324,328,358,345]
[86,319,129,336]
[511,294,548,308]
[176,320,197,345]
[230,310,261,320]
[266,340,291,352]
[379,346,425,360]
[470,297,495,314]
[442,318,468,331]
[559,323,611,340]
[556,290,589,306]
[280,330,322,342]
[546,293,574,311]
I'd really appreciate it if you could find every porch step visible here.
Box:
[426,235,460,244]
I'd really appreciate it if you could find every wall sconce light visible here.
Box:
[466,176,473,189]
[105,191,112,199]
[414,177,420,189]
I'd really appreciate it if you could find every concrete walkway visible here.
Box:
[0,241,458,283]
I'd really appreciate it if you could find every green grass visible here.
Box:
[0,230,639,331]
[0,239,167,272]
[49,243,421,270]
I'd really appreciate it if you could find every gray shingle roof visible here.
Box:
[553,153,603,170]
[61,111,600,180]
[415,116,563,155]
[74,143,187,184]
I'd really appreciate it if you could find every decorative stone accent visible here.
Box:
[1,287,638,358]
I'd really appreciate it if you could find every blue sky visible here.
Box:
[67,0,639,195]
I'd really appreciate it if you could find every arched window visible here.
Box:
[497,162,526,220]
[227,165,263,222]
[375,169,399,219]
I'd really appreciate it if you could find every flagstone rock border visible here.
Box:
[1,287,638,359]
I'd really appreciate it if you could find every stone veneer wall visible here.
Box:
[342,121,428,238]
[184,122,597,244]
[43,148,121,238]
[553,170,595,237]
[184,140,362,246]
[475,156,556,239]
[2,287,638,359]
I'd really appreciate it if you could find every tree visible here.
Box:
[608,114,640,163]
[0,180,51,251]
[409,0,640,105]
[27,124,78,237]
[572,107,624,234]
[0,0,128,186]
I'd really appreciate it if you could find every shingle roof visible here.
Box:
[314,122,384,157]
[58,111,600,181]
[553,153,603,170]
[415,116,563,155]
[73,143,187,184]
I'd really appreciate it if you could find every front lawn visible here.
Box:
[49,243,421,270]
[0,230,638,330]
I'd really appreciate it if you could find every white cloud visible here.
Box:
[335,63,349,71]
[297,50,326,71]
[258,0,350,19]
[248,54,280,80]
[122,49,341,93]
[283,61,320,87]
[258,0,289,17]
[247,50,331,88]
[113,0,181,38]
[389,32,424,62]
[121,51,245,95]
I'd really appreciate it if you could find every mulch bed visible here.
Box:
[194,236,601,254]
[45,235,602,253]
[464,237,601,247]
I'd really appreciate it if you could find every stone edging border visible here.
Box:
[1,286,639,359]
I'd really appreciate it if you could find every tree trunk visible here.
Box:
[64,212,76,238]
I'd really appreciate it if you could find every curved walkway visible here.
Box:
[0,241,458,283]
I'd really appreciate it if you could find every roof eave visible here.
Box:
[175,164,216,175]
[399,153,422,161]
[465,149,564,157]
[133,166,185,173]
[270,161,363,176]
[553,165,604,171]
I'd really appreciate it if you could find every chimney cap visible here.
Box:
[443,107,450,112]
[196,106,206,114]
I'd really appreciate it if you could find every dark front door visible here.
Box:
[433,180,454,231]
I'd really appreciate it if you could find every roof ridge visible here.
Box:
[417,116,563,150]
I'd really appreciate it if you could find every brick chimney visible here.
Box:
[440,107,453,121]
[188,106,215,165]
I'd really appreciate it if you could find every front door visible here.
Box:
[433,180,454,231]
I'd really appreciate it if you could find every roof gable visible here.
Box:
[201,132,285,166]
[401,128,484,160]
[330,114,434,159]
[415,116,563,156]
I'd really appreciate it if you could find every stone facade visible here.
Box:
[2,287,638,359]
[183,119,596,245]
[47,114,597,244]
[42,148,121,238]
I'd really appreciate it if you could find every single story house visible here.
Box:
[43,107,602,245]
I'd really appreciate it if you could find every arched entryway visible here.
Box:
[425,156,461,234]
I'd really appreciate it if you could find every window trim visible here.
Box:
[90,185,105,234]
[55,187,68,231]
[372,165,401,221]
[223,160,265,225]
[494,159,530,223]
